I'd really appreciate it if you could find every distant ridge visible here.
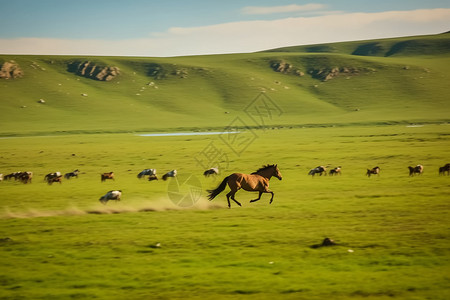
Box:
[263,33,450,57]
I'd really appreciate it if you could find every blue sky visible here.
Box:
[1,0,449,56]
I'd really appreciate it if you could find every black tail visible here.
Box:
[207,176,229,200]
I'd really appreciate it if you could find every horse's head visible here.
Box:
[273,164,282,180]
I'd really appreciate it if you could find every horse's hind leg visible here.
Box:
[226,191,241,208]
[250,191,263,203]
[232,196,242,207]
[226,192,232,208]
[269,191,274,204]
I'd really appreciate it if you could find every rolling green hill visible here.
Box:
[265,32,450,57]
[1,32,449,136]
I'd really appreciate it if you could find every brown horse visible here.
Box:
[101,172,115,182]
[329,167,342,176]
[19,172,33,184]
[207,164,282,208]
[439,163,450,176]
[47,175,62,185]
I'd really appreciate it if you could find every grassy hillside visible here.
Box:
[0,125,449,299]
[1,33,449,136]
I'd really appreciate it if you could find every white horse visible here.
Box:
[162,170,177,181]
[203,167,219,177]
[308,166,327,177]
[137,168,156,179]
[99,190,122,204]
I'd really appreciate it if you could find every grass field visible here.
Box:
[0,124,449,299]
[0,33,449,299]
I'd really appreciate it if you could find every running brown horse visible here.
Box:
[207,164,282,208]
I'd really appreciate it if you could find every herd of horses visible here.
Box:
[0,170,80,185]
[0,169,179,185]
[306,164,450,178]
[308,166,341,176]
[0,163,449,208]
[1,171,33,184]
[44,170,80,185]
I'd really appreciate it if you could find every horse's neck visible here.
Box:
[255,169,273,179]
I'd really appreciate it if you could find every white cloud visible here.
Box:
[1,9,449,57]
[241,3,327,15]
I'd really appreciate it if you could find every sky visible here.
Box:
[0,0,449,57]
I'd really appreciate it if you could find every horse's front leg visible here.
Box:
[250,191,263,203]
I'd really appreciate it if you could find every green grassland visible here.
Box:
[0,33,449,299]
[0,125,449,299]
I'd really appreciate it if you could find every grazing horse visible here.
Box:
[19,172,33,184]
[137,169,156,179]
[203,167,219,177]
[366,166,380,177]
[439,163,450,176]
[5,172,24,181]
[208,164,282,208]
[329,167,342,176]
[162,170,177,181]
[47,175,62,185]
[148,174,158,181]
[3,173,15,180]
[99,190,122,204]
[309,166,327,177]
[45,172,61,182]
[408,165,423,176]
[101,172,115,182]
[64,169,79,179]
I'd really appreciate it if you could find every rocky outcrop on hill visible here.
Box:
[271,60,292,74]
[270,60,304,77]
[0,61,23,79]
[147,63,189,79]
[270,59,367,81]
[310,66,362,81]
[68,61,120,81]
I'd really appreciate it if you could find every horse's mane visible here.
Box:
[251,164,276,174]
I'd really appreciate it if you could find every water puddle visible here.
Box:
[137,131,239,137]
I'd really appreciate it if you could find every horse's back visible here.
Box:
[229,173,268,191]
